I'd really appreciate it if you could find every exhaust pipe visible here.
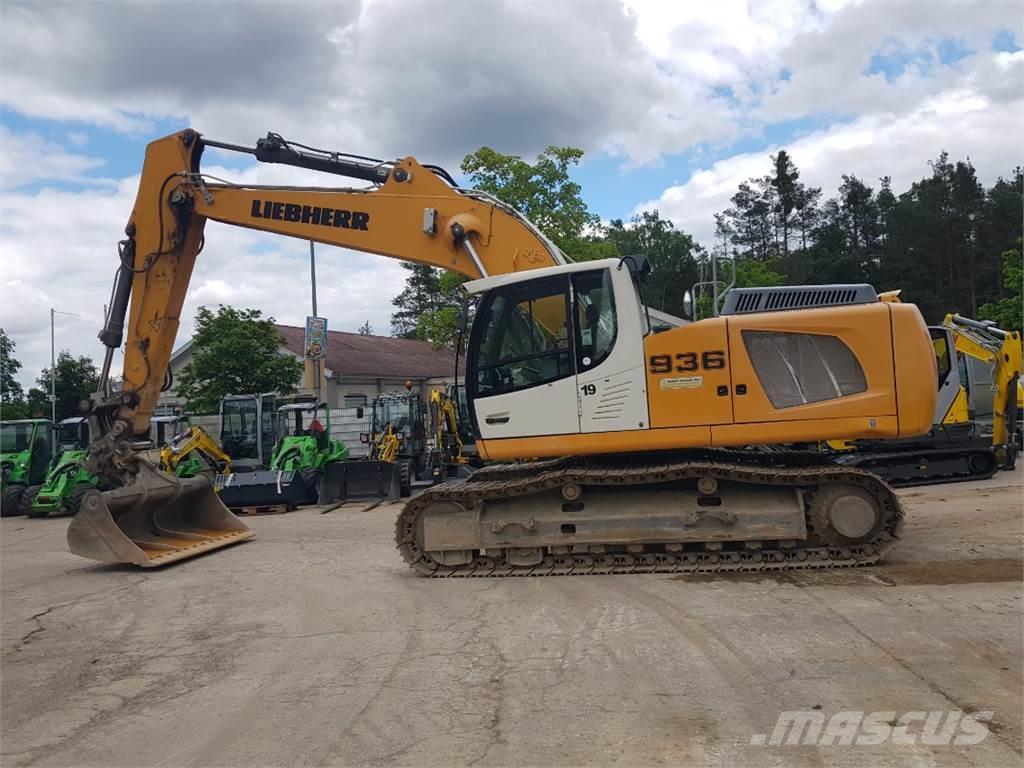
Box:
[67,463,252,567]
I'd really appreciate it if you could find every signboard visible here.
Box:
[305,316,328,359]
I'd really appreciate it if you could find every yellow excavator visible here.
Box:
[426,387,472,483]
[159,425,232,479]
[829,313,1021,486]
[68,129,937,573]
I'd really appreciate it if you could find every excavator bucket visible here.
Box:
[318,460,401,504]
[67,468,252,567]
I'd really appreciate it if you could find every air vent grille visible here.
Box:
[720,284,877,315]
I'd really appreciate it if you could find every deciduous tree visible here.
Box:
[175,306,303,413]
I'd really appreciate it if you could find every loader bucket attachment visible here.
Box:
[318,460,401,504]
[214,470,308,509]
[67,466,252,567]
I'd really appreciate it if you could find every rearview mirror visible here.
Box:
[682,290,694,320]
[459,299,471,333]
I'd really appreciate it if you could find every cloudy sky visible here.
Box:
[1,0,1021,389]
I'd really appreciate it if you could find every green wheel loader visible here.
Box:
[29,417,102,517]
[1,419,54,517]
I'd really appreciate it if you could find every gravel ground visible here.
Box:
[1,466,1021,767]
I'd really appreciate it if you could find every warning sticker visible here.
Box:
[660,376,703,390]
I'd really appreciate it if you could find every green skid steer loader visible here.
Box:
[215,396,347,508]
[29,417,102,517]
[1,419,54,517]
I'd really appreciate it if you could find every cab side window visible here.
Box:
[573,270,617,371]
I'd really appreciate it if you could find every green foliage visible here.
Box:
[391,264,448,338]
[357,320,373,336]
[979,248,1023,330]
[34,351,99,421]
[567,239,619,262]
[605,211,704,318]
[460,145,599,255]
[417,306,462,350]
[1,329,26,416]
[735,258,785,287]
[393,145,604,345]
[715,152,1021,324]
[175,306,303,413]
[416,271,468,349]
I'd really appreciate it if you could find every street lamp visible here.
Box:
[50,308,80,424]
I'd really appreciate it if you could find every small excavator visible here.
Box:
[426,387,472,482]
[321,386,472,502]
[159,425,232,479]
[69,128,937,573]
[831,313,1021,486]
[321,389,422,502]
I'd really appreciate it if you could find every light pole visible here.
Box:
[309,241,321,405]
[50,308,80,423]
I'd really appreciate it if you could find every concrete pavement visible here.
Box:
[2,467,1021,767]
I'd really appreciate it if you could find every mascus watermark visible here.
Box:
[750,710,994,747]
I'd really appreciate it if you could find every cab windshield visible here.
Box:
[0,422,51,457]
[277,405,326,440]
[374,398,414,434]
[56,421,88,450]
[222,399,260,459]
[0,423,35,453]
[471,269,617,398]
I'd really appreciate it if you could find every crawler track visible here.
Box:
[833,445,1002,488]
[394,452,903,577]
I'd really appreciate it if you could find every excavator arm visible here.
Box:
[942,313,1022,463]
[430,388,465,465]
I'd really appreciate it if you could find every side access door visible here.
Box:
[725,303,896,424]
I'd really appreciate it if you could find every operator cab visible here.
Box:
[56,417,90,453]
[150,413,188,447]
[276,401,330,449]
[464,257,650,442]
[220,393,277,468]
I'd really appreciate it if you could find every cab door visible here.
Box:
[469,274,581,439]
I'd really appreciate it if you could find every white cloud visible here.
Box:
[0,0,1021,388]
[0,127,108,189]
[0,169,407,390]
[637,77,1024,246]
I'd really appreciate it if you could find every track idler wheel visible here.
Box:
[808,484,884,546]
